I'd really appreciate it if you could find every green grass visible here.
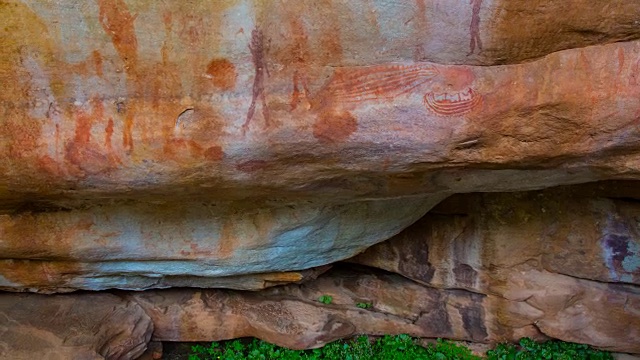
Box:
[487,337,614,360]
[355,302,372,309]
[189,335,614,360]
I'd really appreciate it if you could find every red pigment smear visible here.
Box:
[291,70,310,110]
[204,146,224,161]
[206,58,237,90]
[120,109,135,152]
[74,110,93,145]
[468,0,483,55]
[163,11,172,31]
[288,17,311,110]
[73,98,104,146]
[242,28,270,133]
[98,0,138,153]
[316,64,438,105]
[98,0,138,73]
[438,66,476,88]
[37,155,64,177]
[105,118,114,150]
[313,111,357,143]
[92,50,103,77]
[236,160,268,173]
[631,58,640,86]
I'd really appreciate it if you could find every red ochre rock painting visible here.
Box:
[313,111,358,143]
[204,145,224,161]
[424,88,482,116]
[205,58,237,90]
[309,63,439,143]
[255,30,483,142]
[242,28,270,133]
[313,62,481,123]
[318,63,440,103]
[468,0,484,55]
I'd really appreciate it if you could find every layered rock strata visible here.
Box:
[3,0,640,292]
[0,292,153,360]
[2,183,639,357]
[129,183,640,354]
[2,0,640,357]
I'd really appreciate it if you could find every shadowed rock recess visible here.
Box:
[1,0,640,358]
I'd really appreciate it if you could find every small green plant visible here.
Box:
[486,337,614,360]
[317,294,333,304]
[190,335,613,360]
[189,334,478,360]
[356,302,372,309]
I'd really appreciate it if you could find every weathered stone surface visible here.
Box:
[466,0,640,64]
[2,1,640,204]
[615,355,640,360]
[136,341,162,360]
[0,263,331,294]
[130,268,506,349]
[0,292,153,360]
[3,0,640,293]
[129,265,640,354]
[3,0,640,356]
[350,182,640,353]
[0,196,437,292]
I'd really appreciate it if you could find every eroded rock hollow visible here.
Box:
[1,0,640,358]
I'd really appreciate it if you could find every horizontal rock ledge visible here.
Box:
[3,13,640,204]
[0,195,443,292]
[0,292,153,360]
[129,265,640,354]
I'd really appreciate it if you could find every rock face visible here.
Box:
[350,182,640,353]
[0,292,153,360]
[3,0,640,202]
[132,269,502,349]
[0,197,436,292]
[2,0,640,357]
[2,0,640,292]
[126,183,640,354]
